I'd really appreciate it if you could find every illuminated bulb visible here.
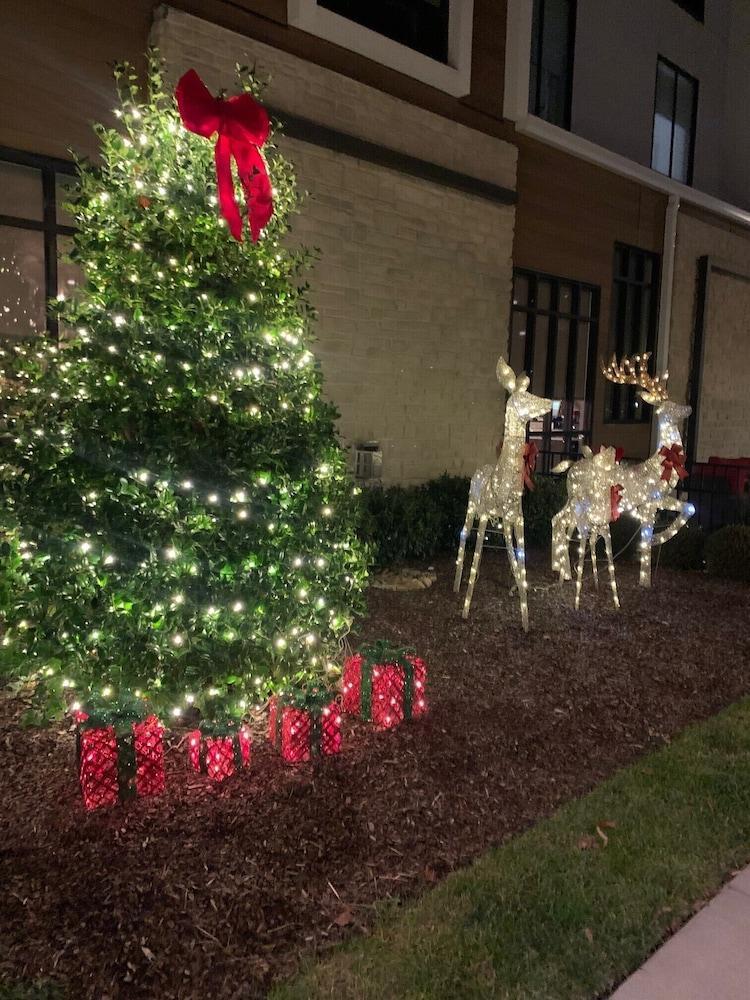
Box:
[102,686,112,697]
[164,547,178,560]
[207,493,219,504]
[232,600,244,613]
[79,541,92,553]
[103,554,116,566]
[171,706,182,718]
[274,637,287,649]
[181,480,193,490]
[112,314,126,328]
[185,693,195,705]
[171,633,184,647]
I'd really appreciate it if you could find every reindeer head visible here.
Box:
[602,353,691,420]
[496,357,552,423]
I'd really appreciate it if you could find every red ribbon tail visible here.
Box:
[234,143,273,243]
[215,134,243,242]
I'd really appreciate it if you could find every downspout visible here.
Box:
[651,193,680,450]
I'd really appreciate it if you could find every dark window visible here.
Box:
[508,268,599,468]
[651,56,698,184]
[0,148,78,340]
[529,0,576,129]
[672,0,704,22]
[318,0,450,63]
[605,244,661,423]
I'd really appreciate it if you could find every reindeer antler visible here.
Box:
[602,353,669,401]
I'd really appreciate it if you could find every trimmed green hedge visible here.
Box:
[359,473,566,567]
[705,525,750,582]
[658,524,705,571]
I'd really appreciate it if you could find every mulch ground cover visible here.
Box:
[1,553,749,999]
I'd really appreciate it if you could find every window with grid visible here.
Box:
[508,268,599,468]
[0,148,79,341]
[651,56,698,184]
[318,0,451,63]
[529,0,576,129]
[605,244,661,423]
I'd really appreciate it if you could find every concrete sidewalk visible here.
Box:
[611,866,750,999]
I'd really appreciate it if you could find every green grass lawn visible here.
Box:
[273,697,750,1000]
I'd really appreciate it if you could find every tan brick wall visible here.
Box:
[670,210,750,461]
[151,7,517,484]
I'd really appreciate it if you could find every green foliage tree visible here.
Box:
[0,58,368,721]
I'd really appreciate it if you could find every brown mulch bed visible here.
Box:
[1,553,749,999]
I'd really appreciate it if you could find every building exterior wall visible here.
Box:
[0,0,513,163]
[571,0,738,207]
[513,134,667,459]
[151,7,518,484]
[670,207,750,461]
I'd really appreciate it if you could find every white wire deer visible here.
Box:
[552,354,694,588]
[551,445,622,610]
[454,357,552,631]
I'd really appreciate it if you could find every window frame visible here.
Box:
[508,266,600,464]
[605,242,662,425]
[287,0,475,97]
[529,0,577,130]
[671,0,704,23]
[650,55,699,186]
[0,146,76,339]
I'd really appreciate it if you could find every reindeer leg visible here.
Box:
[453,504,475,593]
[574,529,587,610]
[562,518,576,581]
[590,532,599,591]
[638,509,655,588]
[650,496,695,548]
[602,525,620,609]
[462,514,488,619]
[552,508,569,580]
[505,517,529,630]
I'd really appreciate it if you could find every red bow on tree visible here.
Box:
[614,446,625,464]
[175,69,274,242]
[610,483,623,522]
[521,441,539,491]
[659,444,688,482]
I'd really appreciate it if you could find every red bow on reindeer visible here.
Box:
[659,443,688,482]
[521,441,539,491]
[610,483,623,522]
[175,69,274,242]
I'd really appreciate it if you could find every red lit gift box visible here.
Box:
[188,720,252,782]
[268,689,342,763]
[75,697,165,811]
[342,642,428,730]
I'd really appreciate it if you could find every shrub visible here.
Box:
[705,525,750,582]
[360,472,570,567]
[658,524,705,570]
[523,475,566,547]
[359,474,470,567]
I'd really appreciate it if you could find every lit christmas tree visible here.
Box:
[0,58,368,723]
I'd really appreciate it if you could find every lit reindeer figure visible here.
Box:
[551,445,622,609]
[601,354,694,586]
[454,357,552,631]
